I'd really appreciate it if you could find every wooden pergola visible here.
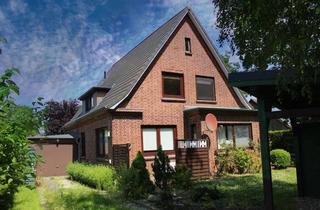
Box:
[229,70,320,210]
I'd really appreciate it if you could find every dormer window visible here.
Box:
[85,97,92,112]
[79,86,110,113]
[185,37,191,55]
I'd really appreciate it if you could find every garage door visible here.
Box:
[32,143,73,176]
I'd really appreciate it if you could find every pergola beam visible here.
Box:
[258,98,273,210]
[266,107,320,119]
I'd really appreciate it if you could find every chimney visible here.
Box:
[103,71,106,79]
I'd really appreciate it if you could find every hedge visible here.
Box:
[67,162,116,192]
[269,130,294,158]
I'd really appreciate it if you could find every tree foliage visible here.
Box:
[221,53,241,73]
[44,99,79,134]
[213,0,320,101]
[118,152,154,199]
[0,69,40,209]
[152,146,174,191]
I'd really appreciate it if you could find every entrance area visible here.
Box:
[176,138,210,177]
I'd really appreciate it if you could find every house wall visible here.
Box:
[70,113,112,162]
[112,17,259,174]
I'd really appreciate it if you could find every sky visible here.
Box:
[0,0,237,105]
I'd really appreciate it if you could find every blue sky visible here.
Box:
[0,0,237,105]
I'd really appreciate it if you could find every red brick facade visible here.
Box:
[69,16,259,176]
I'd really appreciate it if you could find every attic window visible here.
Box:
[85,97,92,112]
[185,37,191,54]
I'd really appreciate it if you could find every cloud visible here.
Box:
[0,0,123,104]
[9,0,28,14]
[0,0,239,105]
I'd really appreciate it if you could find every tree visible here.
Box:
[118,151,154,199]
[0,69,39,209]
[6,105,39,137]
[221,52,241,73]
[213,0,320,102]
[44,99,79,134]
[152,146,174,191]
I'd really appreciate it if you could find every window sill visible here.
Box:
[144,154,176,161]
[185,51,192,56]
[96,156,110,162]
[196,99,217,104]
[162,98,186,103]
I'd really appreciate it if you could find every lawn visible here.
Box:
[12,186,42,210]
[40,177,129,210]
[11,169,297,210]
[200,167,297,209]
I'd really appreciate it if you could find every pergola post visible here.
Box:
[257,97,273,210]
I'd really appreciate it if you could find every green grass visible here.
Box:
[198,167,297,209]
[12,186,43,210]
[43,181,129,210]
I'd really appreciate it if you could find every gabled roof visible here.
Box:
[65,7,252,128]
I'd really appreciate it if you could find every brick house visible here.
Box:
[64,7,259,177]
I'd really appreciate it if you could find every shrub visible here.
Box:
[248,150,262,173]
[269,130,294,155]
[172,164,192,190]
[118,152,154,199]
[270,149,291,169]
[67,162,116,191]
[152,146,174,191]
[216,148,261,174]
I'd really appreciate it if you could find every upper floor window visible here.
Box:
[217,124,252,149]
[196,76,215,101]
[96,128,110,158]
[185,37,191,54]
[162,72,184,98]
[85,97,93,112]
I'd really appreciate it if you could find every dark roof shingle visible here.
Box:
[65,7,251,128]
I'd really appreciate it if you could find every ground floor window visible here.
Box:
[142,126,175,153]
[80,132,86,157]
[217,124,252,149]
[96,128,110,157]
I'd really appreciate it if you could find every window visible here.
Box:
[185,37,191,54]
[217,124,252,149]
[142,127,175,153]
[96,128,110,157]
[85,97,92,112]
[162,73,184,98]
[196,76,215,101]
[80,132,86,157]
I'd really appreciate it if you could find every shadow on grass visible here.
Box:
[198,168,297,210]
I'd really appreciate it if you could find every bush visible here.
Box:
[270,149,291,169]
[216,148,261,175]
[172,164,192,190]
[269,130,294,154]
[152,146,174,191]
[118,152,154,199]
[248,151,262,173]
[67,162,116,191]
